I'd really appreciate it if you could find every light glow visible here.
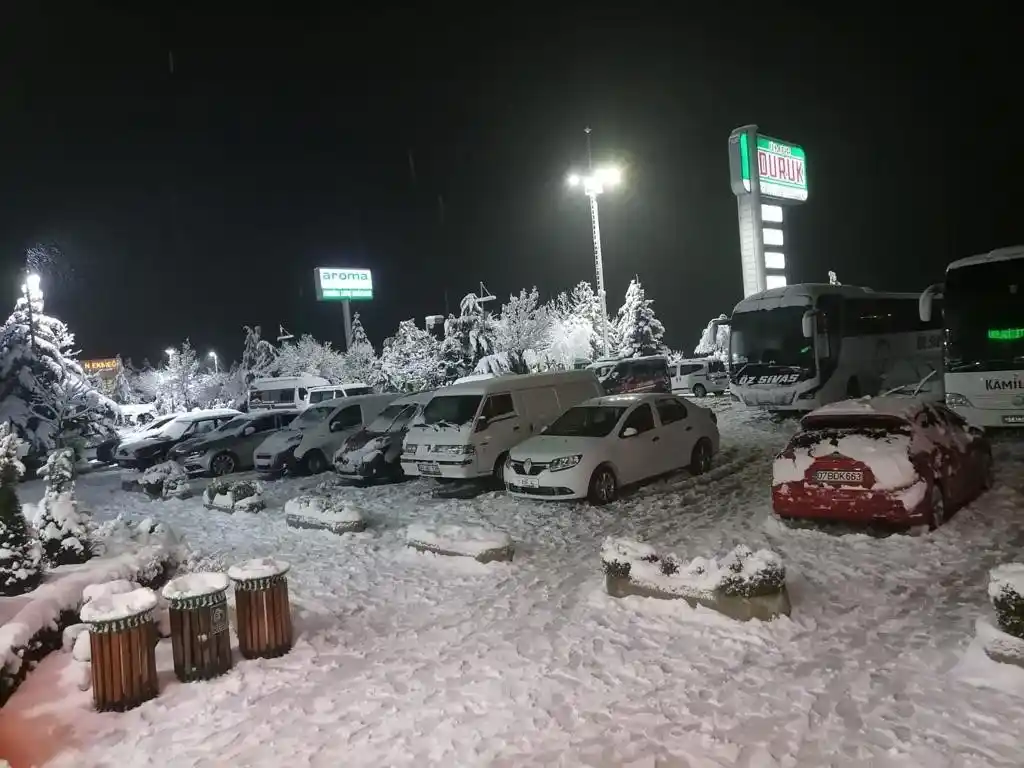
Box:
[25,273,41,293]
[766,275,788,290]
[762,227,784,246]
[761,204,783,223]
[988,328,1024,341]
[566,165,624,196]
[764,251,786,270]
[165,348,175,357]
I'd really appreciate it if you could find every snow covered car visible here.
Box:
[505,393,720,505]
[333,391,432,482]
[170,409,300,476]
[772,397,994,529]
[114,409,240,469]
[96,412,179,464]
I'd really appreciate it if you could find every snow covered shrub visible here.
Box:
[32,448,92,566]
[203,478,264,512]
[717,545,787,598]
[989,564,1024,640]
[0,425,42,596]
[138,460,190,499]
[285,494,366,534]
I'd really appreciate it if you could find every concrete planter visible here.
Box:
[605,574,791,622]
[285,514,366,535]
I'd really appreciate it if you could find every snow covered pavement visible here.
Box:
[6,401,1024,767]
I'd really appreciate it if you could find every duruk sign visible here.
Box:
[314,268,374,301]
[736,134,808,202]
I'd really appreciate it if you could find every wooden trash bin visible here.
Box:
[162,573,233,682]
[81,587,159,712]
[228,558,293,660]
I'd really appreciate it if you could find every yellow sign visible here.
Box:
[82,358,119,373]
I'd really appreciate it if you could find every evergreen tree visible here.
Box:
[111,355,140,405]
[380,320,442,392]
[33,447,91,566]
[0,280,118,454]
[0,424,42,596]
[349,311,371,348]
[616,277,666,358]
[439,293,497,382]
[241,325,277,387]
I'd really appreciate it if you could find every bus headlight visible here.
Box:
[946,392,972,408]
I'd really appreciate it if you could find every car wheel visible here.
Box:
[846,378,861,398]
[929,483,947,530]
[493,452,509,483]
[210,452,237,477]
[692,383,707,398]
[690,438,713,475]
[304,450,329,475]
[981,449,994,490]
[588,465,618,506]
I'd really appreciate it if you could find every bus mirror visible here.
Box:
[919,290,933,323]
[801,310,816,339]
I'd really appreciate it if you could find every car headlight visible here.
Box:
[946,392,972,408]
[186,450,205,459]
[433,444,475,455]
[405,443,418,453]
[548,454,583,472]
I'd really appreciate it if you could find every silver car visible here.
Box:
[172,410,300,476]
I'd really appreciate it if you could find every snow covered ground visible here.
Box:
[5,399,1024,767]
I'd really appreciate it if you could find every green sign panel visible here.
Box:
[738,133,808,202]
[314,268,374,301]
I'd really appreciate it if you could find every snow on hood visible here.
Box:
[509,434,602,461]
[773,431,917,490]
[257,428,302,455]
[335,432,391,466]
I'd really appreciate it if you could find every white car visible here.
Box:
[505,393,720,504]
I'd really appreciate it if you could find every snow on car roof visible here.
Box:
[947,245,1024,272]
[586,393,665,406]
[175,408,241,421]
[806,396,926,421]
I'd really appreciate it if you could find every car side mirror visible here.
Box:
[243,426,256,436]
[475,417,489,433]
[329,421,342,433]
[621,426,638,438]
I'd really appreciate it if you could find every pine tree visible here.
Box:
[0,280,118,454]
[111,356,139,404]
[343,314,381,386]
[438,293,497,382]
[349,312,371,348]
[0,424,42,596]
[33,447,91,566]
[380,320,442,392]
[616,277,666,358]
[241,325,277,387]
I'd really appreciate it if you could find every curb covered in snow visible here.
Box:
[405,524,514,564]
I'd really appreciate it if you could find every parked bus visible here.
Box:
[919,246,1024,428]
[729,283,943,412]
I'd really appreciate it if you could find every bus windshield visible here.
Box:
[730,307,815,370]
[945,259,1024,373]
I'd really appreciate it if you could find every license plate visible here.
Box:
[513,477,539,488]
[1003,415,1024,425]
[417,462,441,476]
[814,469,863,484]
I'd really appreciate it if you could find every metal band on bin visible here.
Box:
[88,609,156,634]
[167,588,228,611]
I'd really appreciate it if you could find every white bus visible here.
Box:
[919,246,1024,428]
[729,283,943,412]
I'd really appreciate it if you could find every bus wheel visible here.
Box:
[846,378,861,398]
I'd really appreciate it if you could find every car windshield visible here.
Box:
[422,395,482,426]
[544,406,627,438]
[139,415,176,433]
[945,258,1024,373]
[154,418,190,440]
[215,416,250,433]
[730,307,815,369]
[295,405,335,428]
[367,404,419,433]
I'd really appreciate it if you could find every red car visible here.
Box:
[772,397,993,529]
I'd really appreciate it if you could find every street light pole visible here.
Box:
[567,131,622,358]
[208,350,219,373]
[22,272,41,350]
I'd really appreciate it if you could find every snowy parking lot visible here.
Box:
[5,399,1024,767]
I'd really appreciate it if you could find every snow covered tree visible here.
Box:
[275,335,347,381]
[615,277,666,358]
[343,315,381,386]
[439,293,497,382]
[693,314,731,360]
[0,284,118,455]
[33,448,91,566]
[110,356,140,405]
[379,320,442,392]
[241,325,277,387]
[552,281,618,360]
[0,425,42,596]
[497,287,551,373]
[163,340,201,411]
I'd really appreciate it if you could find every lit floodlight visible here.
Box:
[208,350,217,359]
[25,273,41,293]
[596,166,622,187]
[165,348,175,357]
[567,173,582,187]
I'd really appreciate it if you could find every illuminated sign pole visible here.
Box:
[313,268,374,351]
[728,125,808,297]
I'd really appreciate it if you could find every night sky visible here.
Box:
[0,8,1016,364]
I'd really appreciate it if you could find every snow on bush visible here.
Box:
[203,478,265,512]
[284,494,366,534]
[600,538,786,599]
[138,460,190,499]
[31,448,93,566]
[990,563,1024,640]
[693,314,730,360]
[405,524,512,559]
[0,424,42,596]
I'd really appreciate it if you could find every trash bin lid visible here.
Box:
[162,572,230,602]
[228,557,290,582]
[81,587,157,625]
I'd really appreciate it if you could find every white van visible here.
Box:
[307,382,375,405]
[291,393,397,474]
[670,358,729,398]
[249,375,330,411]
[401,370,602,481]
